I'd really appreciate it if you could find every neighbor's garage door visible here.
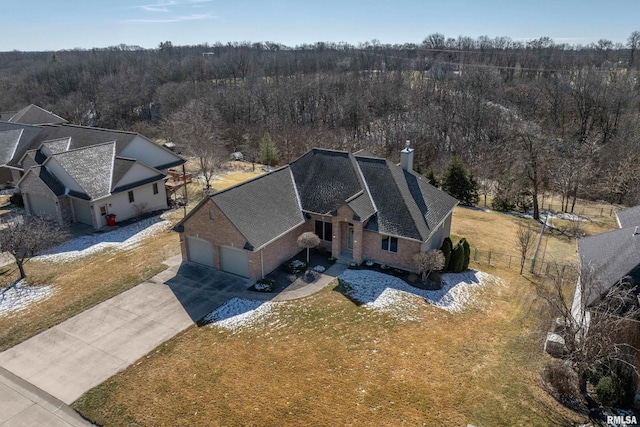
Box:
[219,246,250,278]
[73,199,93,226]
[186,237,214,268]
[27,194,58,220]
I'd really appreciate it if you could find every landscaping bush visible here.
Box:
[543,361,580,403]
[282,259,307,273]
[460,238,471,271]
[348,262,360,270]
[593,361,637,408]
[254,278,276,292]
[327,257,337,265]
[392,268,405,277]
[449,243,465,273]
[440,237,453,271]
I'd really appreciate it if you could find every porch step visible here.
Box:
[335,252,353,265]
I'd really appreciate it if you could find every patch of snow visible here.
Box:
[313,265,326,272]
[339,269,498,316]
[34,217,170,263]
[204,298,274,330]
[290,260,305,268]
[0,280,53,317]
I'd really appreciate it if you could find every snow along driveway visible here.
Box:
[34,216,171,263]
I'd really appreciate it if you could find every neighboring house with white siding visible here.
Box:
[1,105,185,229]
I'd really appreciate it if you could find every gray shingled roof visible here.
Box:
[0,128,22,165]
[32,166,66,196]
[8,105,67,125]
[578,226,640,307]
[211,167,305,249]
[111,158,136,189]
[356,156,459,241]
[289,149,363,215]
[42,137,72,154]
[616,206,640,229]
[50,142,117,199]
[0,123,42,166]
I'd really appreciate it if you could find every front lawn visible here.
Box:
[70,202,605,426]
[74,268,583,426]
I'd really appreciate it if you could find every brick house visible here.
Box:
[175,146,458,281]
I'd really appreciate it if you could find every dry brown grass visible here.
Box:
[0,230,180,352]
[73,208,589,426]
[73,273,583,426]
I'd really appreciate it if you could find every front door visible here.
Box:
[99,204,108,227]
[347,224,354,251]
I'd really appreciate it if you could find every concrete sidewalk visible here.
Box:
[0,366,91,427]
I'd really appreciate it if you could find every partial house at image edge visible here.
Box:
[174,145,459,281]
[0,105,186,229]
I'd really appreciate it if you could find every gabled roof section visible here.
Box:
[0,123,42,167]
[28,165,66,197]
[8,104,67,125]
[41,137,72,154]
[356,155,458,242]
[289,149,363,215]
[578,226,640,307]
[0,128,23,165]
[616,205,640,229]
[111,159,165,193]
[111,158,137,189]
[50,142,116,199]
[211,167,305,249]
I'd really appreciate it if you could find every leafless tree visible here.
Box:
[165,100,226,190]
[297,232,321,263]
[533,262,639,393]
[0,215,68,281]
[515,223,534,275]
[413,249,446,282]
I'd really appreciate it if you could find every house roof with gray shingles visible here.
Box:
[7,104,67,125]
[0,129,23,166]
[355,155,458,241]
[179,148,459,251]
[577,226,640,307]
[211,167,305,250]
[616,206,640,229]
[289,149,364,215]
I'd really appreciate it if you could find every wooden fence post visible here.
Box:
[488,251,492,266]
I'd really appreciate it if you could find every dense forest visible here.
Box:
[2,32,640,211]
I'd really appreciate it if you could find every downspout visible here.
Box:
[260,248,264,279]
[182,163,188,218]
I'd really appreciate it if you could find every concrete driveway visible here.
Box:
[0,256,250,405]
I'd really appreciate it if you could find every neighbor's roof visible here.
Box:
[7,104,67,125]
[211,167,305,250]
[45,142,164,200]
[577,226,640,307]
[616,205,640,229]
[183,148,459,250]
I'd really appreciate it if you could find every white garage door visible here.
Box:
[219,246,250,278]
[27,194,58,220]
[186,237,214,268]
[73,199,94,226]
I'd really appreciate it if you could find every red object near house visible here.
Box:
[106,214,116,226]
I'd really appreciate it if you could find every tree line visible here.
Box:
[2,32,640,212]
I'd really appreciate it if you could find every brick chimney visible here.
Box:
[400,140,414,172]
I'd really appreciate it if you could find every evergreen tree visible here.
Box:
[425,169,439,187]
[440,237,453,271]
[259,132,279,166]
[441,157,479,206]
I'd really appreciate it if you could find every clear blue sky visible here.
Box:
[3,0,639,51]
